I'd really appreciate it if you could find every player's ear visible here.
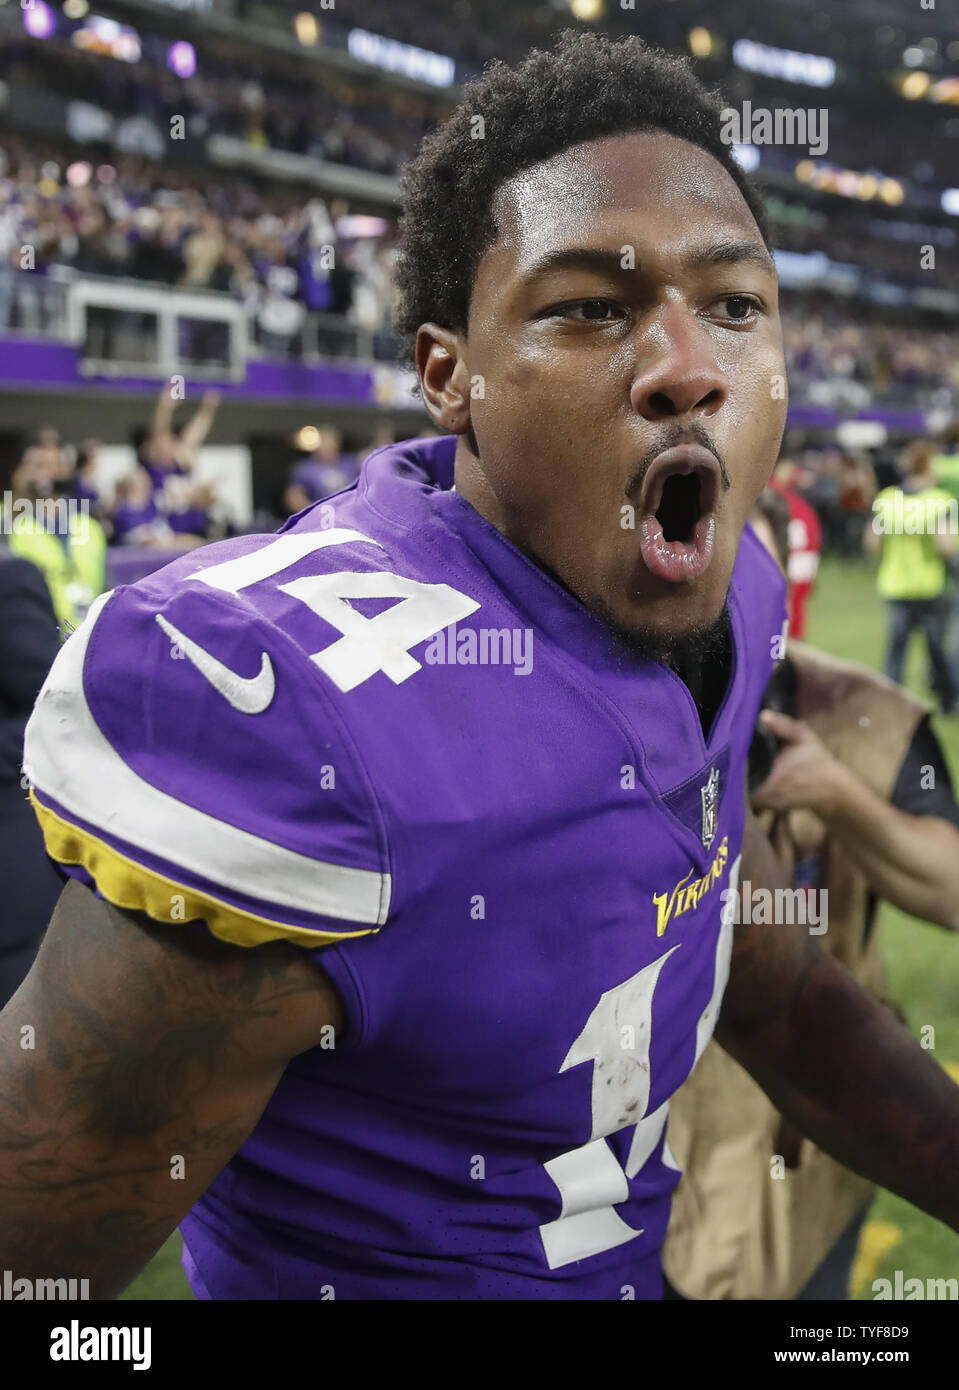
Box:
[416,324,472,435]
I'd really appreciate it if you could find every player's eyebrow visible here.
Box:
[684,239,777,276]
[518,247,633,284]
[518,239,777,286]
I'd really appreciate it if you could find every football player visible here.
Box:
[3,33,959,1300]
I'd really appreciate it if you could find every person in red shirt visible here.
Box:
[770,456,822,639]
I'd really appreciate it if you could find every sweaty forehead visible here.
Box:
[488,130,762,267]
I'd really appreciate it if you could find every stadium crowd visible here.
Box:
[781,302,959,409]
[7,1,959,191]
[2,30,439,179]
[0,138,399,357]
[0,134,956,394]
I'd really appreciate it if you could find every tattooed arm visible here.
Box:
[716,807,959,1231]
[0,879,343,1298]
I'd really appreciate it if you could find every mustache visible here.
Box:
[625,424,731,500]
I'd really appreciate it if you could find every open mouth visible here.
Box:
[636,445,721,584]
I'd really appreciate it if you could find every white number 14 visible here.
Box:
[539,856,740,1268]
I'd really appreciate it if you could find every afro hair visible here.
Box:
[394,29,770,369]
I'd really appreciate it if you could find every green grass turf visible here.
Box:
[123,554,959,1299]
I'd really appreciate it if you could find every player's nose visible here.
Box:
[629,302,729,423]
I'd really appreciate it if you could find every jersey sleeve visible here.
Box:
[23,581,391,949]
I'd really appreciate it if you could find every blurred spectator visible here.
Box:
[285,426,358,512]
[769,457,822,641]
[254,238,304,356]
[4,446,107,629]
[72,438,103,517]
[800,449,844,554]
[138,385,220,532]
[837,453,876,558]
[867,441,958,713]
[111,466,164,545]
[111,466,206,550]
[0,545,63,1007]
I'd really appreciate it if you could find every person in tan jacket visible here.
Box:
[663,488,959,1301]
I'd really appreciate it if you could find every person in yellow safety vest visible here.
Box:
[866,439,958,714]
[2,449,107,633]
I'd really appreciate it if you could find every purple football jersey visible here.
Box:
[25,435,787,1299]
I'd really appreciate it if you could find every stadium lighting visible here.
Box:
[836,170,860,199]
[294,13,319,46]
[295,427,321,451]
[794,156,918,208]
[66,161,92,187]
[901,72,931,100]
[570,0,605,19]
[63,0,89,16]
[688,29,713,59]
[167,40,196,78]
[335,215,390,239]
[902,46,925,68]
[72,15,141,63]
[732,38,835,88]
[22,0,56,37]
[348,29,456,88]
[942,189,959,216]
[931,78,959,105]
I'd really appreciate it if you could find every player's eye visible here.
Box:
[711,294,762,325]
[546,299,626,323]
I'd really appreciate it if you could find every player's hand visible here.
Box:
[750,709,846,817]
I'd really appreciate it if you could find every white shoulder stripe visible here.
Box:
[24,591,391,927]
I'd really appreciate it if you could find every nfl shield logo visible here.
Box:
[701,767,720,851]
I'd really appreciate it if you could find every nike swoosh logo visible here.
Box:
[155,613,276,714]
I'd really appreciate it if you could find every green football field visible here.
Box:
[121,553,959,1301]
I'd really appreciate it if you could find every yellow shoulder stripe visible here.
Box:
[30,790,377,949]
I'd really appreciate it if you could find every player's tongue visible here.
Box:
[637,454,718,583]
[640,510,716,583]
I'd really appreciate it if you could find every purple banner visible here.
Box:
[0,337,378,404]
